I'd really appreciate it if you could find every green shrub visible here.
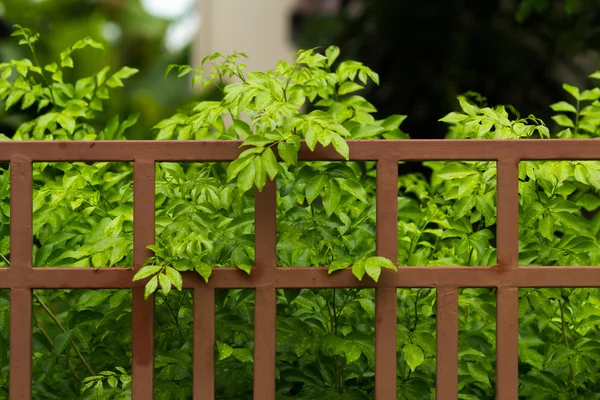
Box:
[2,25,600,399]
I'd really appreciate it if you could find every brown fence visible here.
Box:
[2,139,600,399]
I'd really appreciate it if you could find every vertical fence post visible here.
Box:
[253,179,277,400]
[375,157,398,399]
[436,287,459,400]
[132,160,156,399]
[496,159,520,400]
[9,157,32,400]
[194,286,215,399]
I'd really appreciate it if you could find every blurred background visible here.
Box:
[1,0,600,139]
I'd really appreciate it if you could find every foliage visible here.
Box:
[2,26,600,400]
[134,44,406,297]
[0,0,195,140]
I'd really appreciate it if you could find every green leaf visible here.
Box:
[306,174,328,204]
[232,348,253,363]
[165,266,183,291]
[381,114,407,130]
[576,193,600,211]
[261,147,279,179]
[336,178,367,202]
[277,142,298,165]
[158,273,172,296]
[305,123,319,150]
[438,163,476,180]
[364,258,381,282]
[562,83,580,100]
[195,263,212,283]
[402,344,424,371]
[467,362,490,386]
[237,160,256,192]
[457,96,479,117]
[106,66,139,88]
[233,119,252,138]
[253,156,266,190]
[328,260,351,274]
[476,202,495,229]
[344,343,361,364]
[331,133,349,160]
[454,196,476,219]
[352,259,366,280]
[551,114,574,128]
[367,256,397,270]
[439,112,468,124]
[227,155,254,182]
[237,264,252,274]
[322,180,341,216]
[338,82,364,95]
[458,175,479,197]
[242,135,272,147]
[133,265,162,281]
[107,376,118,389]
[325,46,340,67]
[53,330,73,356]
[539,215,554,240]
[217,342,233,360]
[349,124,384,139]
[144,276,158,299]
[550,101,577,113]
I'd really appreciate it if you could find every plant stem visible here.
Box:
[0,252,94,377]
[160,292,186,343]
[558,298,577,394]
[574,99,580,137]
[33,292,96,377]
[35,320,80,381]
[412,290,421,331]
[326,292,342,391]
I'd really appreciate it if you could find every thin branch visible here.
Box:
[34,292,96,377]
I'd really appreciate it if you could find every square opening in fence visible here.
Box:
[458,288,496,399]
[215,289,255,400]
[32,289,132,398]
[276,161,376,268]
[0,290,8,397]
[398,161,497,267]
[518,161,600,266]
[276,288,375,397]
[155,163,255,279]
[0,163,9,268]
[32,162,133,268]
[154,289,193,398]
[518,288,599,398]
[397,288,436,398]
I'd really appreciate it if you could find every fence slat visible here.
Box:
[496,160,519,272]
[132,160,155,399]
[253,180,277,400]
[5,139,600,161]
[495,160,520,399]
[436,287,458,400]
[254,287,276,400]
[9,288,31,400]
[496,286,519,400]
[194,287,215,399]
[9,157,32,400]
[375,158,398,399]
[7,265,600,289]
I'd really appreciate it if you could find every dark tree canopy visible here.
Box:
[293,0,600,138]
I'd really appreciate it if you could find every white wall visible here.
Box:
[193,0,297,73]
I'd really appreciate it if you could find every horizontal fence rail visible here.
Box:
[2,139,600,399]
